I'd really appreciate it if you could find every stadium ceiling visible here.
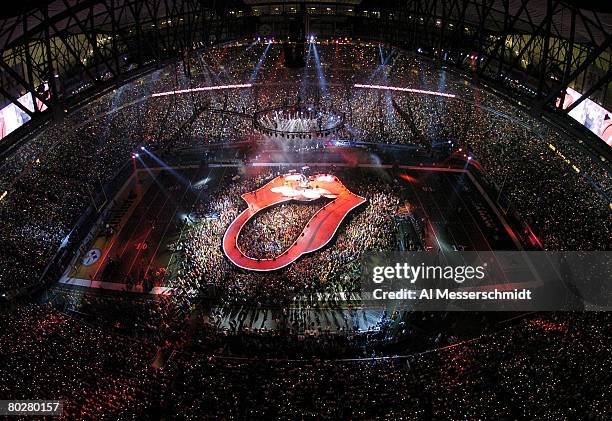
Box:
[0,0,611,139]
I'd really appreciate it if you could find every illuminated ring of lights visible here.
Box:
[253,104,345,139]
[354,83,456,98]
[151,83,252,97]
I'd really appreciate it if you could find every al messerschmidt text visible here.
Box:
[372,288,532,300]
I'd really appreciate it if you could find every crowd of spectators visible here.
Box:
[0,41,607,317]
[186,43,610,253]
[0,76,204,294]
[237,202,324,259]
[168,168,400,307]
[0,304,608,419]
[0,41,610,418]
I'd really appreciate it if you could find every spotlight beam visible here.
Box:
[312,43,328,97]
[300,42,313,99]
[142,148,193,188]
[250,43,271,83]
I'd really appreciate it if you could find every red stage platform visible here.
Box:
[223,173,366,271]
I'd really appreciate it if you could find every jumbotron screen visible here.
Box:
[0,86,48,140]
[559,86,612,147]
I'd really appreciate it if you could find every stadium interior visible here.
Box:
[0,0,611,419]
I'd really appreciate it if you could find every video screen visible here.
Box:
[0,86,48,140]
[559,86,612,147]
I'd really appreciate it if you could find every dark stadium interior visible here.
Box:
[0,1,611,419]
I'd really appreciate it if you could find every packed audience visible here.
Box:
[168,169,400,306]
[0,43,607,313]
[0,304,609,419]
[1,42,608,296]
[0,41,610,418]
[237,202,325,259]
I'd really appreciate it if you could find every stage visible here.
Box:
[222,173,366,271]
[57,160,525,295]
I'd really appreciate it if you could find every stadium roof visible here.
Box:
[0,0,610,145]
[1,0,612,50]
[473,0,611,44]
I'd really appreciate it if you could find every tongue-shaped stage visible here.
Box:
[223,173,366,271]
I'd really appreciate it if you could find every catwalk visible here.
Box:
[223,173,366,271]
